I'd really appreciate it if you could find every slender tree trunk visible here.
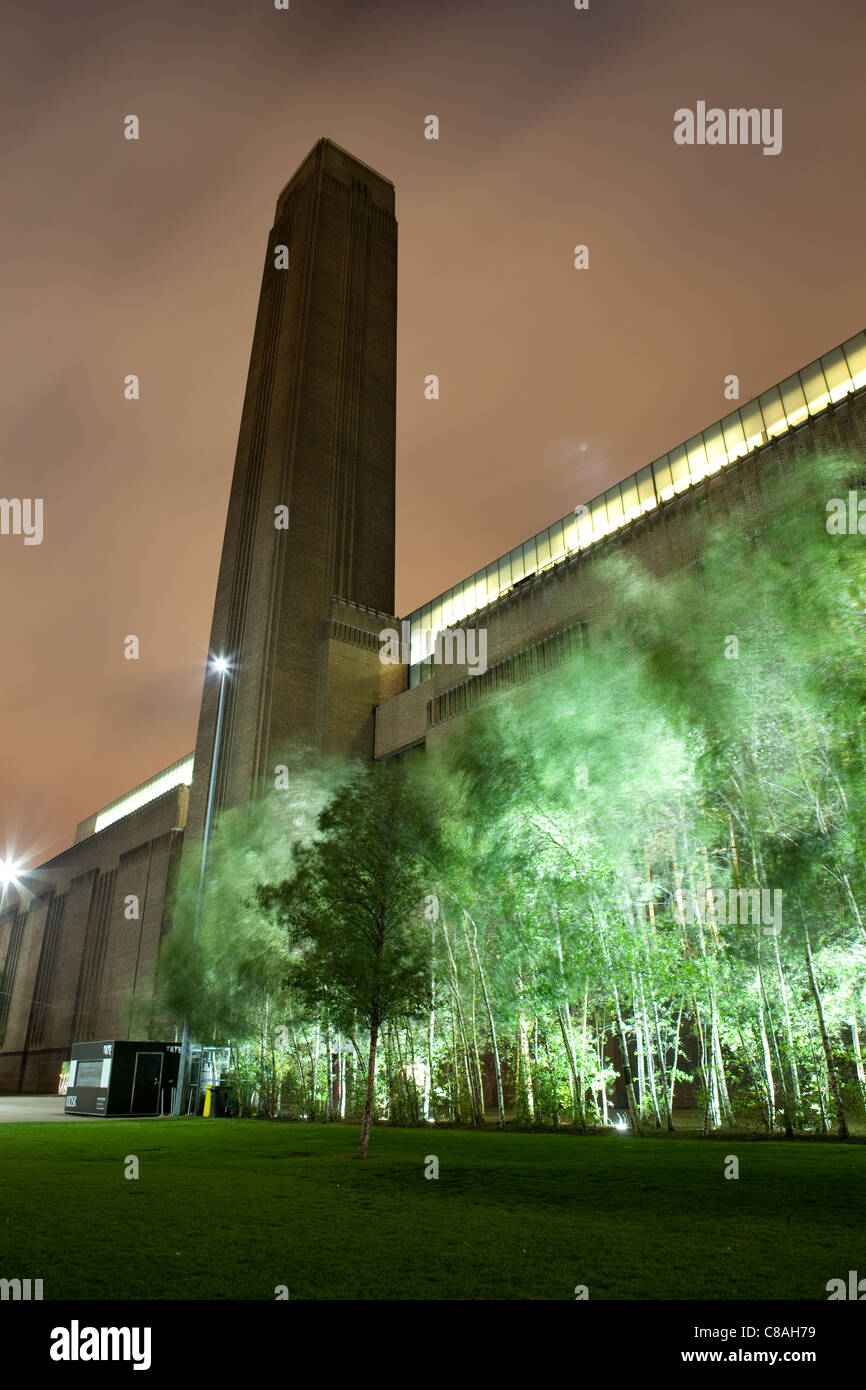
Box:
[466,938,486,1125]
[734,1019,769,1127]
[710,993,735,1127]
[686,857,731,1129]
[559,1013,577,1126]
[851,1008,866,1119]
[646,956,674,1130]
[542,1025,560,1128]
[289,1027,308,1116]
[755,971,776,1129]
[633,982,646,1120]
[771,933,803,1128]
[358,1018,380,1158]
[637,970,662,1128]
[611,989,642,1134]
[580,983,593,1121]
[358,911,386,1158]
[467,917,505,1128]
[424,1004,435,1121]
[454,1000,480,1123]
[757,952,791,1131]
[557,1004,583,1128]
[311,1024,320,1123]
[801,759,866,946]
[261,999,270,1116]
[442,916,483,1124]
[532,1016,542,1124]
[406,1024,420,1125]
[424,931,436,1124]
[389,1024,401,1124]
[551,914,584,1127]
[324,1023,332,1123]
[668,993,685,1122]
[693,996,714,1134]
[804,928,849,1139]
[607,974,641,1134]
[449,1002,462,1122]
[598,1017,609,1126]
[517,1015,535,1122]
[594,909,642,1133]
[806,1027,831,1132]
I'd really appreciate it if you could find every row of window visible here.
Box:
[406,330,866,686]
[93,754,194,835]
[427,623,586,725]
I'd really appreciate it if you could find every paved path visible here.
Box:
[0,1095,95,1122]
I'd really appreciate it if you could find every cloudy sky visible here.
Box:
[1,0,863,863]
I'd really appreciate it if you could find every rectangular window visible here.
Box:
[575,504,594,548]
[635,464,657,512]
[685,433,709,485]
[738,400,764,451]
[547,519,565,564]
[652,454,674,502]
[799,358,830,416]
[720,409,747,461]
[842,331,866,390]
[821,345,854,402]
[778,373,808,427]
[701,422,727,475]
[452,583,467,624]
[589,495,608,538]
[620,473,641,523]
[430,597,443,643]
[669,443,691,493]
[461,573,479,617]
[485,562,499,604]
[604,484,624,529]
[509,546,525,585]
[758,385,787,439]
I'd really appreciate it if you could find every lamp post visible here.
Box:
[174,655,230,1116]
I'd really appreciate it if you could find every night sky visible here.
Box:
[1,0,863,866]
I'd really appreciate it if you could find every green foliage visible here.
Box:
[153,449,866,1139]
[260,760,434,1034]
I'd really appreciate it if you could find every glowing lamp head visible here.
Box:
[0,857,22,890]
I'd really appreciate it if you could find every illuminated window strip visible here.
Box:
[406,332,866,683]
[94,755,195,834]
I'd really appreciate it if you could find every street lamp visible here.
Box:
[174,654,230,1115]
[0,856,23,912]
[0,858,21,888]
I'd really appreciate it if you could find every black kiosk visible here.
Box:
[64,1040,180,1116]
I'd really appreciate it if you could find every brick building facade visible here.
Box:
[2,140,864,1093]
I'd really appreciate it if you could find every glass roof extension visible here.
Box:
[405,330,866,685]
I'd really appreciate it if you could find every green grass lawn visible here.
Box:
[1,1119,864,1300]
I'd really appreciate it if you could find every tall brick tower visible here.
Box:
[185,139,398,842]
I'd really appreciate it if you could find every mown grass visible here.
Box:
[0,1118,863,1300]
